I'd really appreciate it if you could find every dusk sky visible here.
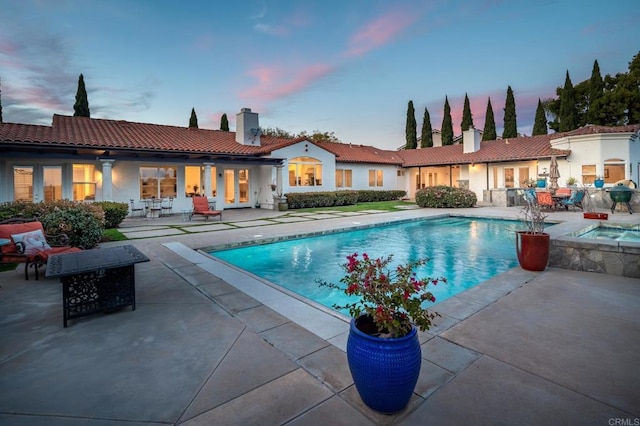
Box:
[1,0,639,150]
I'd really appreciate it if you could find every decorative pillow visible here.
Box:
[11,230,52,255]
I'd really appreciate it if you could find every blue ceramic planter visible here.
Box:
[347,316,421,413]
[594,179,605,188]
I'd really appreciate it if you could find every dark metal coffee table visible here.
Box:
[46,245,150,327]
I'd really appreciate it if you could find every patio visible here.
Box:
[0,207,638,425]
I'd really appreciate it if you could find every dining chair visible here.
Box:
[149,198,163,219]
[129,199,145,217]
[161,197,174,216]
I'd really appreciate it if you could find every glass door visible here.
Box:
[223,168,250,208]
[13,164,63,202]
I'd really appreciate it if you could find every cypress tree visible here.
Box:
[0,77,3,123]
[482,97,497,141]
[405,100,417,149]
[441,96,453,145]
[502,86,517,138]
[587,60,604,125]
[189,108,198,128]
[73,73,90,117]
[559,71,578,132]
[461,93,474,132]
[532,99,548,135]
[220,113,229,131]
[420,107,433,148]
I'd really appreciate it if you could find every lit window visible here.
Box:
[72,164,96,201]
[13,166,33,201]
[140,166,177,199]
[336,169,352,188]
[368,169,383,187]
[289,157,323,186]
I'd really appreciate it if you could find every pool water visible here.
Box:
[578,226,640,242]
[210,217,526,313]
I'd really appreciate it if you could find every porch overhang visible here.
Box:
[0,143,285,166]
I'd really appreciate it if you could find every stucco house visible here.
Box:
[1,107,638,213]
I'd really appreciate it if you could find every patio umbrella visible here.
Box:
[549,155,560,191]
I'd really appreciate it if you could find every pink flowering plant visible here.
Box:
[318,253,445,338]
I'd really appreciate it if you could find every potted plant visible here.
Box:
[318,253,445,413]
[516,196,550,271]
[565,176,578,187]
[523,178,537,188]
[536,177,547,188]
[594,175,605,188]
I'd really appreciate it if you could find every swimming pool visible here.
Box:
[210,216,529,312]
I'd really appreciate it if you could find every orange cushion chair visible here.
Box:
[0,218,82,280]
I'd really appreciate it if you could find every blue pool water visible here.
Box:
[210,217,526,312]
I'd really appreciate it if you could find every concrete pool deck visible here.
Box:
[1,206,639,425]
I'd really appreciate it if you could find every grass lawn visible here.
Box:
[102,228,128,242]
[294,200,415,213]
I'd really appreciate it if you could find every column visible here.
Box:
[203,163,213,197]
[100,159,115,201]
[276,164,284,199]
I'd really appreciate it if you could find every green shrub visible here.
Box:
[0,200,104,249]
[283,190,405,209]
[415,186,477,208]
[356,190,406,202]
[93,201,129,228]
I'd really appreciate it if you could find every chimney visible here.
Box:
[432,131,442,147]
[235,108,261,146]
[463,127,481,153]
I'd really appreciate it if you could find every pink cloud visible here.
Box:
[345,10,418,57]
[239,63,334,103]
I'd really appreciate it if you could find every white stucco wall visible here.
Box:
[269,141,336,194]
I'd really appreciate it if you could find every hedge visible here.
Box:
[0,200,105,249]
[92,201,129,228]
[283,190,406,209]
[415,186,477,208]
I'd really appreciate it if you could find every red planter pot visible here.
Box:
[515,231,550,271]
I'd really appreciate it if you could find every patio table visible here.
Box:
[552,194,570,210]
[46,245,150,327]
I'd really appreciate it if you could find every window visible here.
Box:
[504,168,514,188]
[72,164,96,201]
[140,166,177,199]
[43,166,62,201]
[289,157,323,186]
[603,159,625,183]
[336,169,352,188]
[13,166,33,201]
[518,167,530,187]
[581,164,596,186]
[368,169,383,187]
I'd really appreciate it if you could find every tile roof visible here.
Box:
[397,124,640,167]
[1,116,638,167]
[313,141,404,165]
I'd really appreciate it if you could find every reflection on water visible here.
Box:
[211,217,527,311]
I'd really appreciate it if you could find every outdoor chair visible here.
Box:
[535,191,554,210]
[161,197,174,216]
[191,196,222,221]
[523,189,537,205]
[148,198,163,219]
[561,190,585,211]
[130,199,145,217]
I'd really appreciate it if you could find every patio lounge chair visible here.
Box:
[561,190,585,211]
[191,196,222,221]
[535,191,554,210]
